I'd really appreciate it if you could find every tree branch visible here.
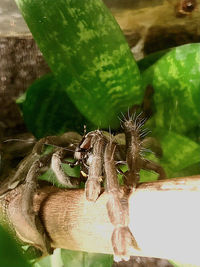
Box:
[1,175,200,264]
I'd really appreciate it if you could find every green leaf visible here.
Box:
[142,43,200,134]
[0,226,30,267]
[23,73,90,138]
[61,249,113,267]
[33,256,51,267]
[138,129,200,180]
[152,130,200,178]
[186,125,200,143]
[172,162,200,178]
[33,249,63,267]
[39,161,80,188]
[137,48,172,72]
[15,0,142,129]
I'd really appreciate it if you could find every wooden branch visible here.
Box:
[1,175,200,264]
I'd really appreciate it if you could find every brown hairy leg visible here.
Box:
[84,132,106,201]
[123,116,166,188]
[21,156,53,255]
[104,141,139,262]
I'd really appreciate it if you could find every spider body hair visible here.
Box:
[74,130,109,168]
[122,115,166,187]
[122,116,147,188]
[74,130,108,201]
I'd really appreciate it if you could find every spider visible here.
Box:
[0,132,82,254]
[74,114,166,261]
[0,115,166,261]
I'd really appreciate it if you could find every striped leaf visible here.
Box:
[15,0,142,129]
[137,48,172,72]
[142,43,200,135]
[23,73,90,138]
[155,130,200,177]
[140,130,200,179]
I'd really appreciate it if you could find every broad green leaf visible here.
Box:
[15,0,142,129]
[23,73,90,138]
[137,48,172,72]
[33,256,51,267]
[140,169,158,182]
[186,125,200,143]
[142,43,200,134]
[172,162,200,178]
[138,129,200,180]
[0,226,30,267]
[61,249,113,267]
[152,130,200,178]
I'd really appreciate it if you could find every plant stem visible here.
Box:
[1,175,200,265]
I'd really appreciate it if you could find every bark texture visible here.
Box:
[0,37,50,138]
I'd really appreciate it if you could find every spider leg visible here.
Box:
[85,135,105,201]
[116,167,125,176]
[123,118,166,185]
[113,134,126,161]
[104,141,139,262]
[122,118,142,189]
[141,159,166,180]
[0,139,45,195]
[115,161,127,166]
[0,132,82,195]
[141,136,163,158]
[21,155,53,255]
[51,148,80,188]
[33,132,82,152]
[1,133,83,256]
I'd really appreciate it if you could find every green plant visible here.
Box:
[16,0,142,130]
[8,0,200,266]
[0,226,30,267]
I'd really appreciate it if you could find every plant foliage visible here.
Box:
[12,0,200,266]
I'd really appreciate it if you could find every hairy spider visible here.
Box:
[0,115,166,260]
[0,132,82,254]
[74,114,166,261]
